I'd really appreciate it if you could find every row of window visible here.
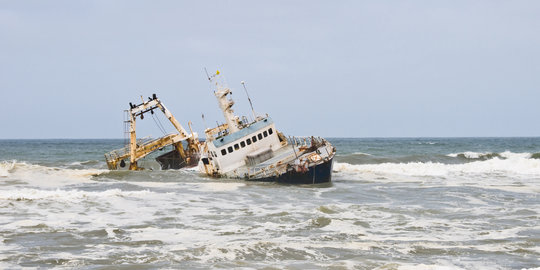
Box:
[220,128,273,156]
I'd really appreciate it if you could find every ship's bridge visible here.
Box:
[213,117,274,148]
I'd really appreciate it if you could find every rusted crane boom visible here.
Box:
[105,94,200,170]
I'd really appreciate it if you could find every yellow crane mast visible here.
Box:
[104,94,200,170]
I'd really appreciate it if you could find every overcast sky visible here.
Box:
[1,1,539,138]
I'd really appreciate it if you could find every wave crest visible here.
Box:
[0,160,16,177]
[446,151,531,161]
[1,161,107,187]
[334,152,540,177]
[447,152,500,160]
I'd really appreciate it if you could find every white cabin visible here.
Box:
[198,73,286,177]
[204,117,282,174]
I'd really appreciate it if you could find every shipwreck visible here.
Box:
[105,72,335,184]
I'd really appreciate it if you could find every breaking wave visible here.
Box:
[339,151,540,166]
[0,161,107,187]
[447,151,531,161]
[447,151,501,160]
[334,152,540,178]
[351,152,372,156]
[0,160,16,177]
[65,160,104,169]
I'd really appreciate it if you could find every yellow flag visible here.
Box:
[216,70,220,75]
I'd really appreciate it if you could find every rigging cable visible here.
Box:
[151,113,167,135]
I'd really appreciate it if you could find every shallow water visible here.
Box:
[0,138,539,269]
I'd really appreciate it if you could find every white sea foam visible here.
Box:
[1,147,537,268]
[334,159,540,177]
[334,152,540,192]
[499,151,532,159]
[183,166,200,172]
[322,219,367,236]
[68,161,83,166]
[416,141,437,145]
[0,160,16,177]
[128,227,226,245]
[0,188,153,202]
[129,181,181,188]
[2,183,534,268]
[352,152,372,156]
[3,162,107,187]
[447,151,531,159]
[394,264,465,270]
[186,182,246,192]
[447,151,490,159]
[1,187,177,236]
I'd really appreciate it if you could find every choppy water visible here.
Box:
[1,138,539,269]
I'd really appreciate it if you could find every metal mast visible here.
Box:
[211,71,241,133]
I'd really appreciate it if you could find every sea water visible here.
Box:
[0,138,539,269]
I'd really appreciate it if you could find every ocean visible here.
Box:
[0,138,539,269]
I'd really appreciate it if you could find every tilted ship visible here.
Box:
[105,72,335,184]
[197,72,335,184]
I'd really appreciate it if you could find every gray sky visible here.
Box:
[1,1,539,138]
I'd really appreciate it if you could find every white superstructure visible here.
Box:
[198,73,287,177]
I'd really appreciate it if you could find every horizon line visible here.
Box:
[1,136,540,140]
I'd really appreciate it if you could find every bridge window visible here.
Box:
[258,133,263,140]
[228,146,233,153]
[263,131,268,137]
[247,138,252,145]
[234,144,239,150]
[252,136,257,143]
[240,141,246,148]
[268,128,273,135]
[221,149,227,156]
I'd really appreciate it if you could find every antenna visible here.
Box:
[201,113,208,130]
[204,67,211,81]
[241,81,256,120]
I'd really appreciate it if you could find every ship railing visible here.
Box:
[286,136,326,148]
[105,145,129,164]
[104,136,160,164]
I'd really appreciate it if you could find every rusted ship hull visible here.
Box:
[251,157,334,184]
[156,149,199,170]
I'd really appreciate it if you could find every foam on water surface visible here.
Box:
[3,161,107,188]
[335,152,540,177]
[0,160,15,177]
[1,138,539,268]
[333,153,540,193]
